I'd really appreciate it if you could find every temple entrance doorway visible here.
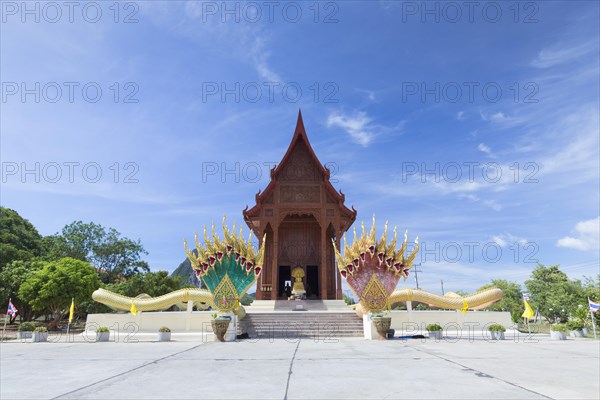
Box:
[277,265,291,298]
[306,265,319,299]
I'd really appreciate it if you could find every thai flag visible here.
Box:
[7,301,18,317]
[589,299,600,313]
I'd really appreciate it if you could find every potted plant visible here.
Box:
[565,321,584,337]
[32,326,48,342]
[158,326,171,342]
[488,324,506,340]
[550,324,567,340]
[211,313,231,342]
[96,326,110,342]
[426,323,443,340]
[18,322,35,339]
[370,313,392,340]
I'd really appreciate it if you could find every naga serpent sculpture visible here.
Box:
[352,287,504,317]
[92,286,504,317]
[92,216,503,316]
[92,217,264,314]
[92,287,213,312]
[333,217,504,316]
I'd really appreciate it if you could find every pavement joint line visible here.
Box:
[406,345,554,400]
[283,339,301,400]
[49,343,205,400]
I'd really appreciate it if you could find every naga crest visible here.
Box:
[184,216,265,311]
[333,216,419,313]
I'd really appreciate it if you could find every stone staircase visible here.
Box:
[239,301,363,339]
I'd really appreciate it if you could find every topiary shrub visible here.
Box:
[488,324,506,332]
[426,323,443,331]
[18,322,36,332]
[565,320,584,331]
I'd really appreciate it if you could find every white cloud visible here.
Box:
[481,111,510,123]
[477,143,493,156]
[492,233,528,248]
[326,111,404,147]
[249,36,282,82]
[557,217,600,251]
[456,111,465,120]
[531,40,598,69]
[483,199,503,211]
[326,111,374,146]
[355,89,376,102]
[144,2,282,83]
[492,235,507,247]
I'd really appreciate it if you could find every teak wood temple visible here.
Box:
[91,111,505,324]
[243,111,357,300]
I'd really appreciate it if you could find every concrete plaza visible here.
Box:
[1,335,598,399]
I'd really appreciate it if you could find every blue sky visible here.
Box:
[1,1,599,294]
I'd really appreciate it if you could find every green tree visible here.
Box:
[453,290,470,297]
[582,275,600,328]
[583,275,600,302]
[525,264,583,323]
[19,257,101,322]
[0,259,45,321]
[478,279,523,322]
[343,293,356,306]
[0,207,43,271]
[104,271,182,298]
[45,221,149,283]
[44,221,104,261]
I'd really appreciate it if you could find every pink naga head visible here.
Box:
[333,217,419,313]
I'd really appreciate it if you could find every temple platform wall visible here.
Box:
[85,308,513,337]
[85,311,215,334]
[388,310,513,332]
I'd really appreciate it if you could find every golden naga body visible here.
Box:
[92,215,503,315]
[92,216,265,313]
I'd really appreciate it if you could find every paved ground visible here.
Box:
[1,335,598,400]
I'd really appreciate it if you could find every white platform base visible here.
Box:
[219,313,237,342]
[363,315,379,340]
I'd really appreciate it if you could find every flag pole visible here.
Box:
[66,297,74,343]
[1,298,11,342]
[589,298,597,339]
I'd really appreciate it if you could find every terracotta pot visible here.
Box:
[211,319,231,342]
[372,317,392,339]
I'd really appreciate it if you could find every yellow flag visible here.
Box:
[522,299,534,319]
[130,301,138,316]
[461,299,468,314]
[68,298,75,323]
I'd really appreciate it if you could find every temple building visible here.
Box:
[243,111,357,300]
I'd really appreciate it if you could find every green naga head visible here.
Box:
[184,216,265,312]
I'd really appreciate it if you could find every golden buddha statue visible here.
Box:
[291,266,306,296]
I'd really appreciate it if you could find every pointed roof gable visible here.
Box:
[243,110,357,221]
[270,110,330,181]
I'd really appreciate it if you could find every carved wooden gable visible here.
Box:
[278,140,322,182]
